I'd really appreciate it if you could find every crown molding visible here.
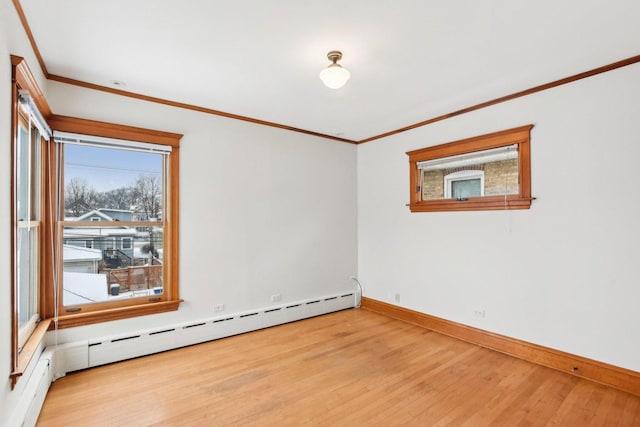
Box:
[46,75,356,144]
[11,0,48,77]
[357,54,640,144]
[11,1,640,145]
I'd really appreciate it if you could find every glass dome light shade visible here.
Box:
[319,64,351,89]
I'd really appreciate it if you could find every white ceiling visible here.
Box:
[19,0,640,141]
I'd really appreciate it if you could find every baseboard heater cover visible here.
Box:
[86,291,357,368]
[7,348,55,427]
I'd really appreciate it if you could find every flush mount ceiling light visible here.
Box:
[319,50,351,89]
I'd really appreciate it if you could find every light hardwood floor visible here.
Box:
[37,308,640,426]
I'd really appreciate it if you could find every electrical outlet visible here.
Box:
[394,293,400,303]
[271,294,282,303]
[213,304,225,313]
[473,309,486,318]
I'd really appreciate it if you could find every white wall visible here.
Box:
[45,81,358,342]
[358,62,640,372]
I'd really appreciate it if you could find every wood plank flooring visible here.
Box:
[37,308,640,426]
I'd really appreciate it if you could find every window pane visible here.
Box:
[64,144,164,220]
[30,129,41,219]
[17,226,39,331]
[62,226,164,306]
[17,125,29,221]
[421,145,519,200]
[451,179,481,199]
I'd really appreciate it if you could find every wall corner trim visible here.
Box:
[361,297,640,397]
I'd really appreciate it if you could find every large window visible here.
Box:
[10,56,182,386]
[46,117,182,327]
[406,125,534,212]
[55,132,172,311]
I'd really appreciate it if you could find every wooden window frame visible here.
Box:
[406,125,534,212]
[10,55,51,388]
[47,115,183,328]
[10,56,184,387]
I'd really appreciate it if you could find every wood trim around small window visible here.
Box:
[406,125,534,212]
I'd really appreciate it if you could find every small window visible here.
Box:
[407,125,534,212]
[121,237,133,250]
[444,170,485,199]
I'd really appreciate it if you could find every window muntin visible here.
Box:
[407,125,533,212]
[57,133,170,312]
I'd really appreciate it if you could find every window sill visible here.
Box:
[49,299,183,329]
[408,195,534,212]
[10,319,52,389]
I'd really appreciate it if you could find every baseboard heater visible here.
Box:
[7,348,55,427]
[86,292,356,367]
